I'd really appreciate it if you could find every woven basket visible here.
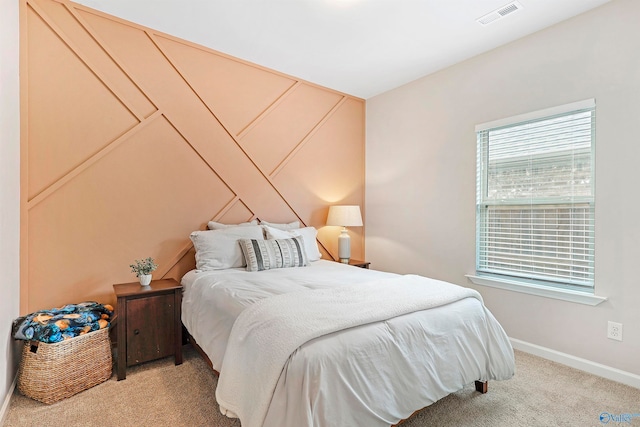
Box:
[17,327,112,404]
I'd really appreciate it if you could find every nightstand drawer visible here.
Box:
[126,294,175,366]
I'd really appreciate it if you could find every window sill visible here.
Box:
[465,274,607,306]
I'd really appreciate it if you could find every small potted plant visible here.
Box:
[130,257,158,287]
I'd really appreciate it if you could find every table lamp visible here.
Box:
[326,205,363,263]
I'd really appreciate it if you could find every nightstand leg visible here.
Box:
[475,380,488,393]
[174,289,183,365]
[116,297,127,380]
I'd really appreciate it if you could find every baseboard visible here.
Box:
[0,375,17,426]
[510,338,640,390]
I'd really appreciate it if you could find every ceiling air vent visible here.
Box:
[477,1,523,26]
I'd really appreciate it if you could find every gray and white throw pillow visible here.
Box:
[238,236,308,272]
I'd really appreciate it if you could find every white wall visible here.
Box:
[366,0,640,376]
[0,0,22,418]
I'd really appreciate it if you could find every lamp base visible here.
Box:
[337,227,351,263]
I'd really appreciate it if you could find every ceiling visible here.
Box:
[73,0,611,99]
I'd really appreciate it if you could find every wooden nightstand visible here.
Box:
[347,259,370,269]
[113,278,183,380]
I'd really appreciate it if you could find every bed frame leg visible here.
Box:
[475,380,488,393]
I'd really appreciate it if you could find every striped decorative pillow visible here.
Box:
[238,237,308,272]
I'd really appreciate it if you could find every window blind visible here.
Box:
[476,101,595,289]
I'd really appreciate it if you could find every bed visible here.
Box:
[181,224,515,427]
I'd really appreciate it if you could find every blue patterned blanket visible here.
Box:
[12,301,113,343]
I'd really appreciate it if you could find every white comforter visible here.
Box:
[181,260,514,427]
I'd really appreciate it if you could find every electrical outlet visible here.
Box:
[607,321,623,341]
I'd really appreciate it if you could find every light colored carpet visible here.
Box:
[4,346,639,427]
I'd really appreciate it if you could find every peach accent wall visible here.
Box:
[20,0,365,313]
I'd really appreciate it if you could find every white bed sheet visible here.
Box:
[181,260,515,427]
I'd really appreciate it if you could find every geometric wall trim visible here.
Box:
[20,0,365,313]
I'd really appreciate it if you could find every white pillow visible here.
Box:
[207,219,258,230]
[259,220,301,230]
[190,225,264,270]
[263,225,322,261]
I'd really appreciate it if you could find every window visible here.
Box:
[475,100,595,292]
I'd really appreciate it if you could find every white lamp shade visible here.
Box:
[326,205,363,227]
